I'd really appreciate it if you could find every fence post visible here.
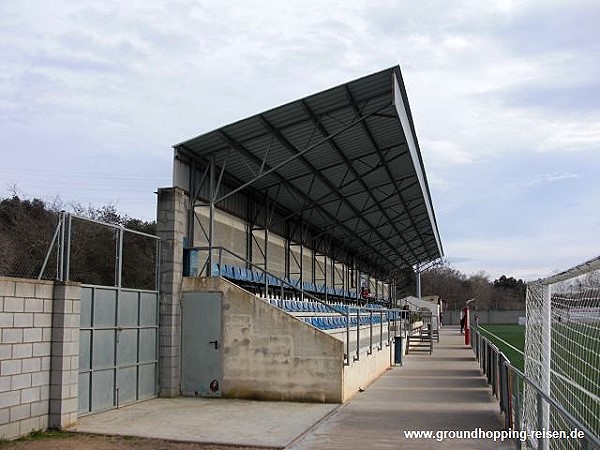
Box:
[39,214,63,280]
[115,226,124,288]
[499,356,508,419]
[57,212,66,281]
[513,372,521,434]
[355,308,360,361]
[368,310,373,355]
[540,284,551,450]
[380,310,384,350]
[345,309,350,366]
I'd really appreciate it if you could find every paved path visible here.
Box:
[75,397,337,449]
[75,326,511,449]
[289,326,511,450]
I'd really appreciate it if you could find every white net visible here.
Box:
[523,257,600,449]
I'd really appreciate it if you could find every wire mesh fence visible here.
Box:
[523,256,600,450]
[0,211,59,280]
[0,212,159,291]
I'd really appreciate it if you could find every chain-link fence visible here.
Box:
[1,212,159,291]
[0,208,59,280]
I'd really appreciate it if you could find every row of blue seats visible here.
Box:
[268,299,388,315]
[215,263,361,299]
[268,299,339,313]
[303,315,384,330]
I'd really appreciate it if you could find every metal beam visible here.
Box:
[215,130,390,272]
[300,100,416,267]
[214,102,390,205]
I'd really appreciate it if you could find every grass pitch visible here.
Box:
[475,324,525,372]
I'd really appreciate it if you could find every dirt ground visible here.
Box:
[0,432,277,450]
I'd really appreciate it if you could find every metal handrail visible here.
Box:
[472,327,600,449]
[187,245,407,365]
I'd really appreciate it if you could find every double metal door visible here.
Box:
[78,285,158,414]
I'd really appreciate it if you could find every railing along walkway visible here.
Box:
[289,326,510,450]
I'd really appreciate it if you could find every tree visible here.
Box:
[420,260,468,309]
[492,275,526,309]
[420,260,526,311]
[0,195,157,289]
[0,196,59,278]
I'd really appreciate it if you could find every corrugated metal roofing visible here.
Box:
[175,66,443,273]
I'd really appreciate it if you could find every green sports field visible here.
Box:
[475,324,525,372]
[475,322,599,438]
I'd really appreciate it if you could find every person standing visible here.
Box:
[460,306,467,334]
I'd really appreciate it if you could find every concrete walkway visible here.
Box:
[289,326,511,450]
[74,326,511,449]
[74,398,337,449]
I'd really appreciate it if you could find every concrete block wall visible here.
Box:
[156,187,188,397]
[0,277,80,440]
[49,282,81,429]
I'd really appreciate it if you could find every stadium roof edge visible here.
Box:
[174,65,443,276]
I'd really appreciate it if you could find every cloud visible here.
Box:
[1,0,599,278]
[496,82,600,113]
[539,121,600,153]
[447,233,599,281]
[421,139,475,165]
[519,172,580,188]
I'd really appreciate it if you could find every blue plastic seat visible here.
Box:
[232,266,242,281]
[221,264,231,278]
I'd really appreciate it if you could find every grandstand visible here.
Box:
[156,66,443,402]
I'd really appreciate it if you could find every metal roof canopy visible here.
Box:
[175,66,443,277]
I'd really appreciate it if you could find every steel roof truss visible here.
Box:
[215,101,390,206]
[344,85,424,262]
[258,111,395,266]
[301,100,414,267]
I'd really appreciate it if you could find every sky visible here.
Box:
[1,0,599,281]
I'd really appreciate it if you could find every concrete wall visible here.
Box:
[157,187,395,404]
[342,342,391,402]
[0,277,80,440]
[182,277,345,403]
[444,309,526,325]
[181,277,395,403]
[190,204,378,292]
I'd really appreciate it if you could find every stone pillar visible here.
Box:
[49,281,80,429]
[156,187,188,397]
